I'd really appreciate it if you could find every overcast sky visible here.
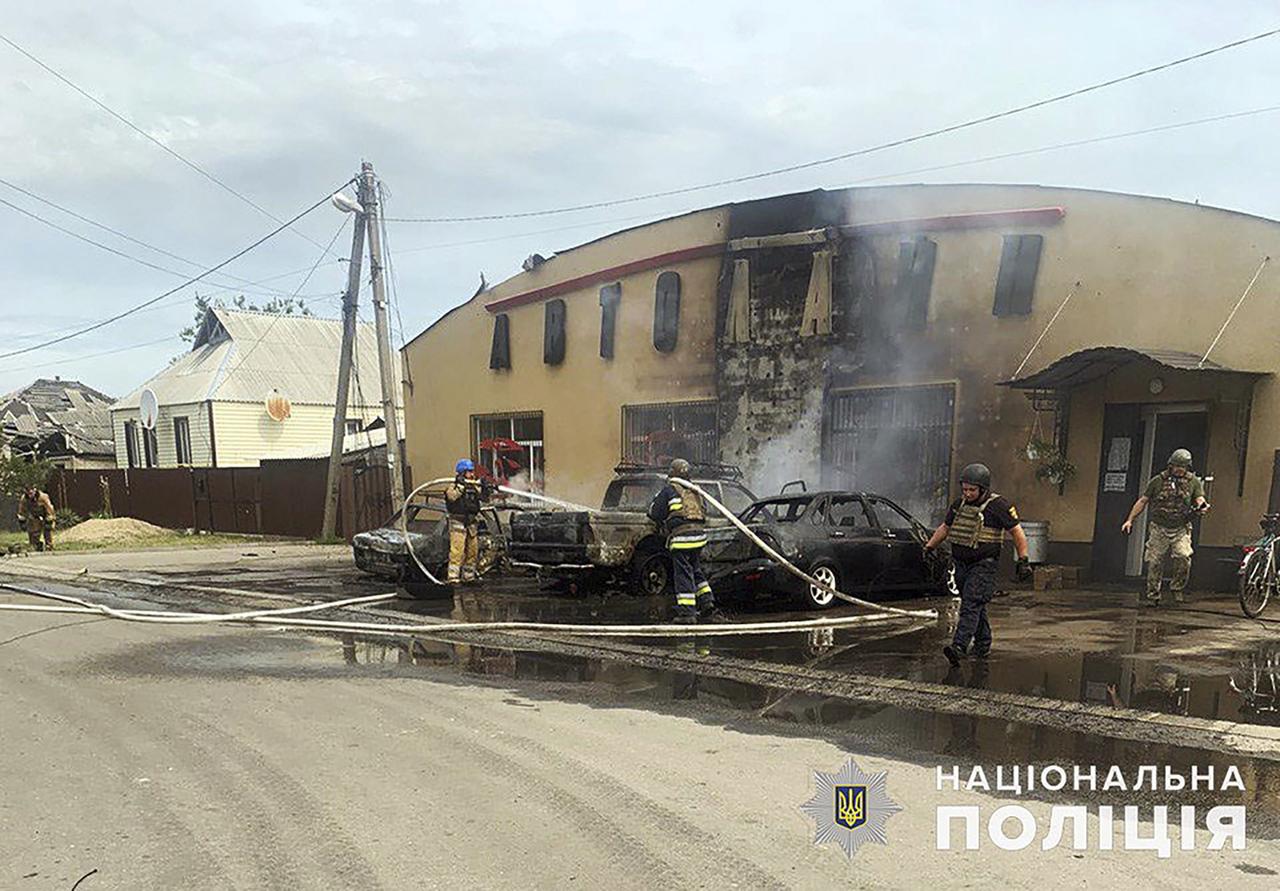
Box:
[1,0,1278,397]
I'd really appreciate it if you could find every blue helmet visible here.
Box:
[455,458,475,474]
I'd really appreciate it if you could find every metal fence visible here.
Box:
[622,400,719,464]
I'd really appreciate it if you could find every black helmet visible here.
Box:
[959,462,991,490]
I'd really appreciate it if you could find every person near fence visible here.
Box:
[17,485,56,552]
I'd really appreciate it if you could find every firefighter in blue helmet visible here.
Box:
[925,462,1032,666]
[444,458,491,583]
[647,458,726,624]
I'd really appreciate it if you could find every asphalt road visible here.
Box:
[4,600,1280,889]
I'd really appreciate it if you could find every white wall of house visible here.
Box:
[111,401,399,468]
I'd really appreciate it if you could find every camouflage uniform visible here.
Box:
[1142,470,1204,602]
[17,489,56,551]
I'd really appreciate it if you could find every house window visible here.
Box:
[345,419,365,436]
[174,417,192,465]
[599,283,621,359]
[142,426,158,468]
[622,401,718,464]
[472,411,544,491]
[653,271,681,353]
[992,234,1043,317]
[544,299,566,365]
[124,420,140,468]
[490,313,511,370]
[894,236,937,329]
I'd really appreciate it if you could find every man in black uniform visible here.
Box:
[924,463,1031,666]
[647,458,724,624]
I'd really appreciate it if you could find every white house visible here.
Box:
[110,308,402,468]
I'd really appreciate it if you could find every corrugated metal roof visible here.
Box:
[114,308,398,410]
[1000,346,1269,390]
[0,378,116,457]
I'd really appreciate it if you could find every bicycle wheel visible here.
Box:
[1240,548,1273,618]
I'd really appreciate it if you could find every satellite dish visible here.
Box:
[265,389,292,422]
[139,388,159,430]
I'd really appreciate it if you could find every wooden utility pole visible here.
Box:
[360,161,406,510]
[320,190,367,540]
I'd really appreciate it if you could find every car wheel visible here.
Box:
[799,561,840,610]
[630,547,672,598]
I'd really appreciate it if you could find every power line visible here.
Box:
[0,191,328,301]
[0,335,176,375]
[0,175,312,297]
[0,184,350,361]
[384,26,1280,223]
[217,219,351,378]
[0,30,338,256]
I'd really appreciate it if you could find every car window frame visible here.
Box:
[864,495,919,531]
[824,494,875,530]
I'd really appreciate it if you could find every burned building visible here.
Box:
[402,183,1280,588]
[1,377,116,469]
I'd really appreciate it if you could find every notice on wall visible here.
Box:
[1104,472,1128,493]
[1106,437,1131,472]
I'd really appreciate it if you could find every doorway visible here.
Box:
[1124,406,1209,577]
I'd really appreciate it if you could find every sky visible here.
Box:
[1,0,1278,397]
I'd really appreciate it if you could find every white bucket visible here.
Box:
[1021,521,1050,564]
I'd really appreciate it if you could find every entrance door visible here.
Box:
[1125,407,1209,576]
[1092,405,1147,580]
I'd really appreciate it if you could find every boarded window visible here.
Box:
[894,237,937,329]
[622,401,718,464]
[174,416,192,464]
[124,420,140,468]
[142,426,158,468]
[992,234,1043,317]
[489,313,511,370]
[653,271,681,353]
[543,299,566,365]
[599,283,621,359]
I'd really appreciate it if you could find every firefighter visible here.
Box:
[924,463,1031,666]
[647,458,725,624]
[444,459,491,584]
[17,484,56,552]
[1122,448,1208,606]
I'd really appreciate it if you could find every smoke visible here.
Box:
[744,387,825,497]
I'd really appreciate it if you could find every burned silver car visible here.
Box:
[352,496,505,586]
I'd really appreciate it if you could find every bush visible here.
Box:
[55,507,83,529]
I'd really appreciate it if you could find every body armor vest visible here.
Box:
[1148,472,1198,528]
[950,493,1004,550]
[669,481,705,523]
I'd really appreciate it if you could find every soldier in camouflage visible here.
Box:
[1122,448,1209,606]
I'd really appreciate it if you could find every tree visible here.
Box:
[180,293,312,343]
[0,454,53,497]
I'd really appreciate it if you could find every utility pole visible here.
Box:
[360,161,406,510]
[320,190,368,540]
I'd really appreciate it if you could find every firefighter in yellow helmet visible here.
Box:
[925,463,1030,666]
[647,458,726,624]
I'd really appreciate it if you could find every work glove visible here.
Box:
[1014,556,1032,583]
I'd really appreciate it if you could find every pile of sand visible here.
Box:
[57,517,176,546]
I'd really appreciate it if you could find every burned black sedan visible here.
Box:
[352,496,505,587]
[703,491,954,609]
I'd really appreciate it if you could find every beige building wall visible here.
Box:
[403,208,728,506]
[843,184,1280,549]
[402,183,1280,551]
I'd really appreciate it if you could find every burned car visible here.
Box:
[703,490,954,609]
[352,496,505,587]
[507,462,756,595]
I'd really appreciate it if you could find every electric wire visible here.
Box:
[0,182,353,361]
[383,27,1280,223]
[0,31,339,256]
[0,175,321,297]
[0,192,327,301]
